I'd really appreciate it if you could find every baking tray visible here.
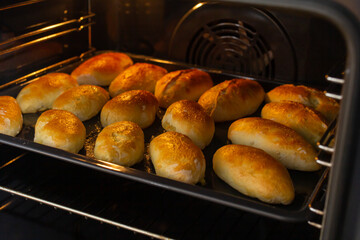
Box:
[0,51,328,222]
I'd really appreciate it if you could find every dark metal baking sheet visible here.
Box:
[0,51,327,222]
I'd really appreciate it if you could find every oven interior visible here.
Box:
[0,0,358,239]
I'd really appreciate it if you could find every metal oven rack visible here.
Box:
[307,74,344,229]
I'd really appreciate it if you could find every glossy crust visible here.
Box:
[16,73,78,113]
[109,63,168,97]
[94,121,144,167]
[162,100,215,149]
[261,101,328,147]
[198,79,265,122]
[265,84,339,123]
[52,85,110,121]
[155,69,213,108]
[213,144,295,205]
[71,52,133,86]
[149,131,206,184]
[228,117,320,171]
[34,109,86,153]
[0,96,23,136]
[100,90,158,128]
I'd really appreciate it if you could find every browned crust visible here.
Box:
[52,85,110,121]
[37,73,77,87]
[265,84,339,123]
[36,109,85,136]
[213,144,295,205]
[71,52,133,76]
[198,78,265,122]
[164,100,212,124]
[155,69,213,108]
[53,85,109,106]
[150,131,204,164]
[149,131,206,184]
[261,101,328,146]
[71,52,133,86]
[228,117,320,171]
[105,90,158,108]
[34,109,86,153]
[162,100,215,149]
[16,73,78,113]
[100,90,158,128]
[94,121,144,166]
[109,62,168,97]
[0,96,23,136]
[98,121,144,148]
[229,117,313,148]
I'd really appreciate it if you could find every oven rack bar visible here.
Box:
[325,75,345,84]
[308,120,336,229]
[0,49,95,91]
[0,0,45,11]
[0,13,95,48]
[0,185,173,240]
[316,92,340,156]
[324,74,344,105]
[316,117,337,167]
[0,22,95,57]
[316,72,342,165]
[325,92,342,100]
[307,73,342,229]
[323,74,344,102]
[307,168,329,229]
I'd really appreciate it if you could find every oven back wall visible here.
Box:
[92,0,346,88]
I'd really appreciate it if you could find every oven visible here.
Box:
[0,0,359,239]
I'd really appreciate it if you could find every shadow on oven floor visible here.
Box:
[0,190,320,240]
[0,146,320,240]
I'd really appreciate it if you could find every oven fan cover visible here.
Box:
[169,3,296,81]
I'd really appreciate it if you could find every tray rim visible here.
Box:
[0,134,328,222]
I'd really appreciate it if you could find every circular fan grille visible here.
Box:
[186,19,274,79]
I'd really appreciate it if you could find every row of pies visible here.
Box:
[0,52,339,205]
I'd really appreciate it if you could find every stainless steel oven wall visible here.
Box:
[0,0,91,82]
